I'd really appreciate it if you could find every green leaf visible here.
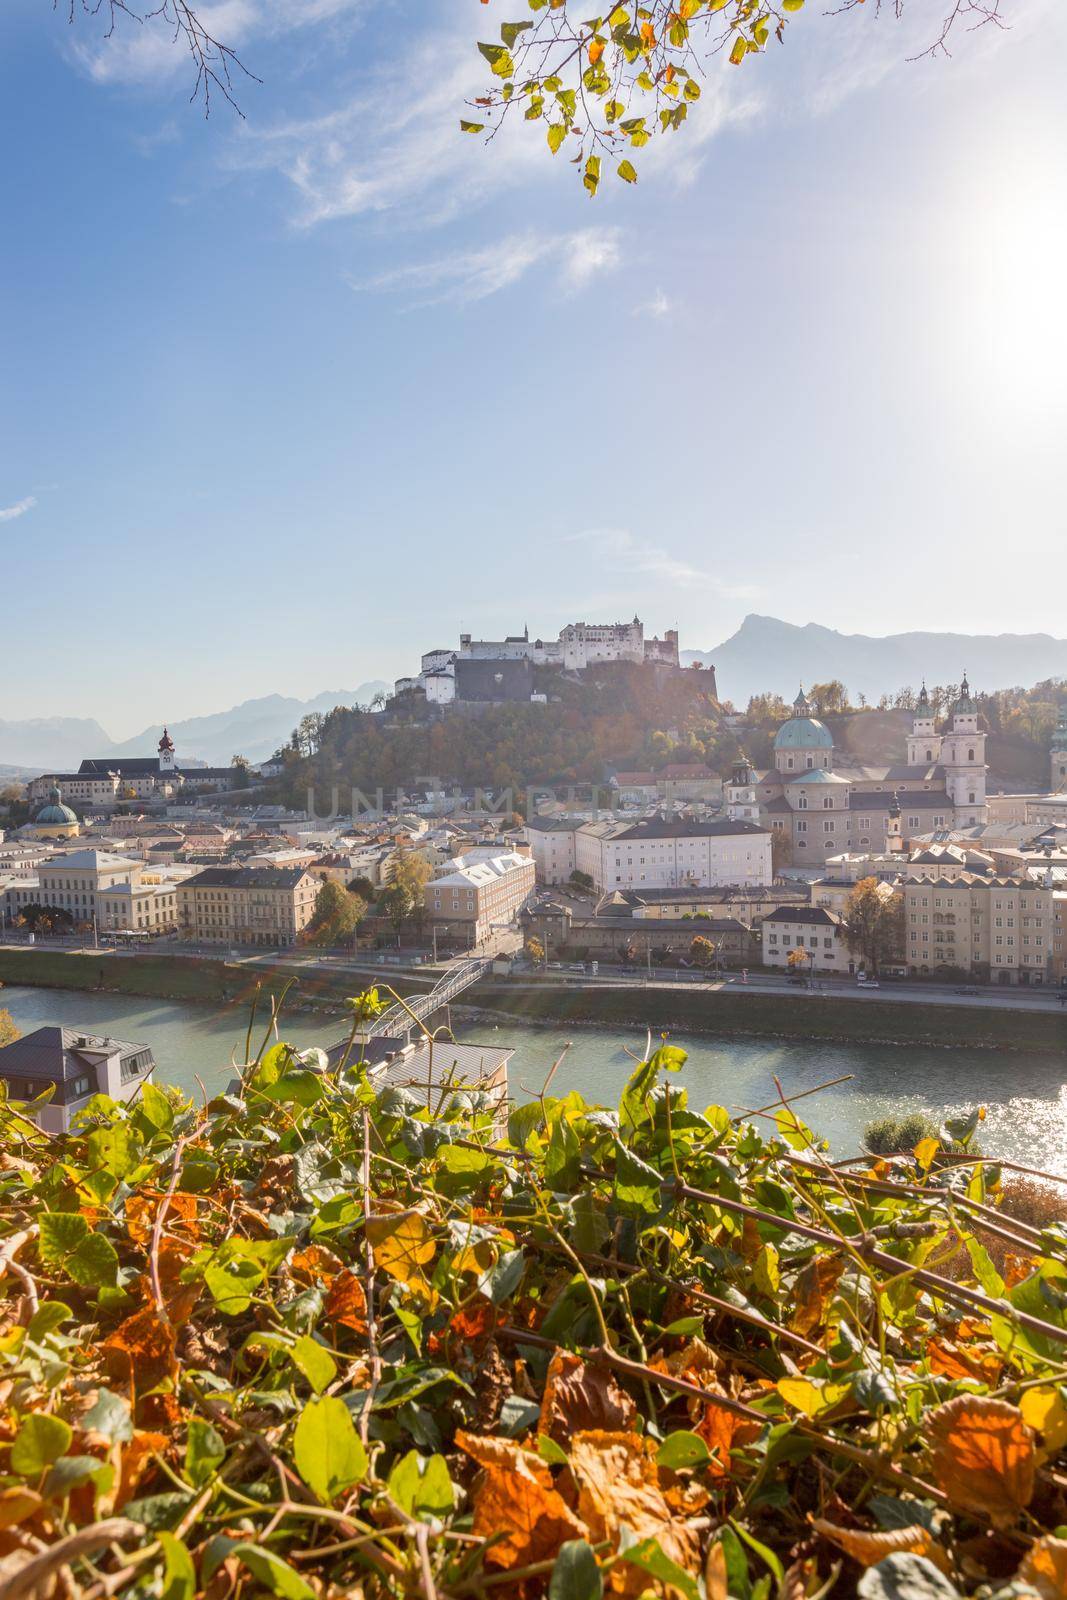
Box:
[39,1212,89,1264]
[83,1388,133,1445]
[11,1413,73,1476]
[617,160,637,184]
[387,1450,454,1518]
[293,1395,367,1503]
[656,1431,711,1471]
[782,0,804,10]
[291,1335,337,1395]
[618,1531,701,1600]
[477,42,515,78]
[69,1231,120,1288]
[159,1532,196,1600]
[229,1544,316,1600]
[43,1455,113,1499]
[185,1417,226,1487]
[538,1432,570,1467]
[550,1539,603,1600]
[501,19,533,45]
[583,155,601,198]
[27,1301,72,1342]
[613,1139,662,1218]
[547,122,567,154]
[546,1116,582,1192]
[460,120,486,134]
[965,1234,1005,1299]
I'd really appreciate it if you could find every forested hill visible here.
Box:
[276,663,728,805]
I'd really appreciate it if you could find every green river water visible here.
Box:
[3,985,1066,1171]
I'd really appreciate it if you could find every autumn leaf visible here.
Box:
[456,1431,586,1569]
[322,1268,369,1333]
[925,1336,1001,1386]
[115,1429,168,1510]
[791,1254,844,1338]
[538,1352,636,1447]
[567,1431,701,1596]
[812,1518,952,1575]
[102,1303,178,1401]
[1016,1535,1067,1600]
[927,1395,1035,1525]
[697,1399,761,1483]
[588,38,605,65]
[366,1209,436,1299]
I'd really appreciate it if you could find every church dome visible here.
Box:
[774,716,834,751]
[34,786,77,825]
[1052,710,1067,750]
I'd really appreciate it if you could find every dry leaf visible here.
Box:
[0,1488,42,1531]
[366,1210,437,1303]
[812,1518,952,1575]
[323,1269,368,1333]
[538,1352,636,1446]
[566,1430,701,1596]
[456,1430,585,1569]
[928,1395,1035,1526]
[1016,1535,1067,1599]
[697,1398,761,1483]
[705,1539,729,1600]
[115,1430,168,1511]
[926,1337,1001,1386]
[791,1255,844,1338]
[102,1304,178,1401]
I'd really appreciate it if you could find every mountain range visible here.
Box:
[0,686,391,772]
[683,616,1067,707]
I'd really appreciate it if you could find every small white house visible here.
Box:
[761,905,853,974]
[0,1026,156,1133]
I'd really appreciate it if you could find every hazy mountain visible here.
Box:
[0,717,114,770]
[684,616,1067,706]
[0,686,391,771]
[110,686,392,766]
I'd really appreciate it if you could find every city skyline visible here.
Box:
[2,0,1065,728]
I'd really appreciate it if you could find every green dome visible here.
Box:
[774,716,834,751]
[34,786,77,825]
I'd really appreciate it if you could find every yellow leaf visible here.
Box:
[777,1378,849,1418]
[366,1209,437,1305]
[1021,1387,1067,1453]
[914,1136,939,1170]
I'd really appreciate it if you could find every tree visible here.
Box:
[843,878,904,976]
[57,0,1004,170]
[19,904,74,935]
[569,870,595,894]
[295,714,325,759]
[0,1009,17,1048]
[526,935,545,966]
[230,754,252,790]
[770,829,791,876]
[348,876,376,902]
[689,934,716,971]
[302,881,368,948]
[377,884,410,941]
[808,680,849,715]
[786,946,811,972]
[386,847,432,921]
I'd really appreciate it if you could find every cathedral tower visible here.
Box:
[1052,707,1067,792]
[907,683,941,768]
[940,676,986,825]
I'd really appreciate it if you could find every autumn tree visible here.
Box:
[302,881,368,948]
[843,877,904,976]
[808,680,849,715]
[526,935,546,966]
[689,934,716,970]
[54,0,1006,172]
[0,1009,18,1048]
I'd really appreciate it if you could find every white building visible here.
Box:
[526,815,772,892]
[761,906,852,974]
[426,850,536,942]
[0,1027,156,1133]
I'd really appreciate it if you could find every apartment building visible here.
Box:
[902,873,1054,984]
[761,906,852,974]
[178,866,319,947]
[426,851,536,944]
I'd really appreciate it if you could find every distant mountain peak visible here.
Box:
[682,617,1067,705]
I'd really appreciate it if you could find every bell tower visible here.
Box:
[941,676,986,824]
[158,726,176,773]
[1052,708,1067,792]
[907,683,940,768]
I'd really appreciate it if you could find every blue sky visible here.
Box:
[2,0,1065,735]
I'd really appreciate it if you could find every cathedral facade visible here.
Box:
[726,682,988,869]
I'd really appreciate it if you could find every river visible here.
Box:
[3,985,1067,1172]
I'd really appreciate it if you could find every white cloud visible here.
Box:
[357,227,620,306]
[634,288,671,318]
[0,496,37,524]
[568,529,762,601]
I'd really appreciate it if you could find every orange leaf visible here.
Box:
[115,1430,168,1510]
[449,1299,499,1344]
[926,1336,1001,1386]
[102,1304,178,1401]
[812,1518,952,1574]
[456,1431,586,1569]
[290,1242,343,1288]
[323,1269,368,1334]
[538,1352,636,1447]
[697,1399,760,1484]
[1016,1535,1067,1600]
[640,20,656,47]
[588,38,605,65]
[928,1395,1035,1526]
[0,1488,43,1530]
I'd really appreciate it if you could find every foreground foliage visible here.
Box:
[3,1010,1067,1599]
